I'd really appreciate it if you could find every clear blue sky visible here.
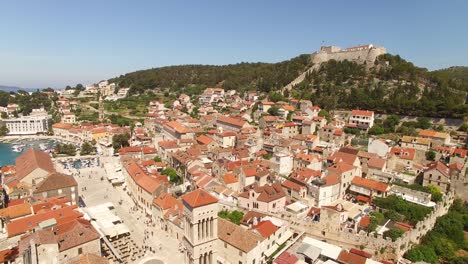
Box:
[1,0,467,88]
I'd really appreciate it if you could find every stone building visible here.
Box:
[181,189,218,264]
[32,172,78,205]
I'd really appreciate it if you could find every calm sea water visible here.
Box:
[0,139,57,167]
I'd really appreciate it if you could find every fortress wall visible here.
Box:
[283,45,386,91]
[311,47,387,66]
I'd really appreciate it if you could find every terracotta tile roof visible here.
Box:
[218,218,263,253]
[118,146,141,155]
[143,147,157,154]
[328,162,355,174]
[165,121,191,134]
[367,157,386,169]
[52,218,100,252]
[7,198,26,206]
[328,151,358,165]
[197,135,214,145]
[153,193,182,210]
[141,159,156,166]
[295,153,321,163]
[0,203,32,219]
[18,229,57,254]
[389,147,415,160]
[357,151,378,160]
[262,116,279,122]
[449,162,463,171]
[136,175,163,194]
[126,162,147,182]
[261,101,275,105]
[220,131,236,137]
[242,182,286,203]
[425,161,450,178]
[158,140,179,149]
[356,195,370,203]
[282,179,302,192]
[393,222,412,231]
[358,216,370,228]
[0,247,18,263]
[32,196,72,214]
[338,250,368,264]
[349,248,372,258]
[222,173,238,184]
[240,211,266,226]
[252,220,278,238]
[181,189,218,208]
[418,130,449,139]
[283,105,295,111]
[7,205,82,237]
[243,167,257,177]
[69,253,109,264]
[217,116,246,128]
[92,127,107,134]
[274,251,299,264]
[290,168,321,185]
[351,176,389,193]
[453,148,467,158]
[351,110,374,117]
[33,172,77,194]
[15,149,55,181]
[324,173,340,186]
[52,123,73,129]
[1,165,16,175]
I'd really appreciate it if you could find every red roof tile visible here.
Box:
[351,177,389,192]
[15,149,55,181]
[197,135,214,145]
[217,116,246,128]
[390,147,415,160]
[282,179,302,192]
[351,110,374,117]
[222,173,238,184]
[338,250,367,264]
[153,193,182,210]
[359,216,371,228]
[181,189,218,208]
[252,220,278,238]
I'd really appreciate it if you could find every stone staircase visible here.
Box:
[282,64,321,92]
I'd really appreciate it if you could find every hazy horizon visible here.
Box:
[1,0,467,88]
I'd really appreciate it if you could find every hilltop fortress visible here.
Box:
[283,44,387,91]
[311,44,387,66]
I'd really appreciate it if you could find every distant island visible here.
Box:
[0,85,40,93]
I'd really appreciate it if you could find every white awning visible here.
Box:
[264,244,279,257]
[276,230,293,245]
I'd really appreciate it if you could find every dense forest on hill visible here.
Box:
[109,53,467,118]
[291,54,467,118]
[109,54,311,95]
[431,66,468,83]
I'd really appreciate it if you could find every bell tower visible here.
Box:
[181,189,218,264]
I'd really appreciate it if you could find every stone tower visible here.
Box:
[181,189,218,264]
[98,95,104,122]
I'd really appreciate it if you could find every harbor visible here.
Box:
[0,138,58,166]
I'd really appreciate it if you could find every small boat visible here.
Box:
[11,145,23,152]
[39,143,48,151]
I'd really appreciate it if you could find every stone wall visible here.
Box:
[311,46,387,66]
[272,190,454,262]
[283,45,386,91]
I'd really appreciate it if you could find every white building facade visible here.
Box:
[5,115,52,135]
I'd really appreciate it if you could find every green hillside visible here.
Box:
[291,54,467,118]
[109,54,312,95]
[109,54,468,118]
